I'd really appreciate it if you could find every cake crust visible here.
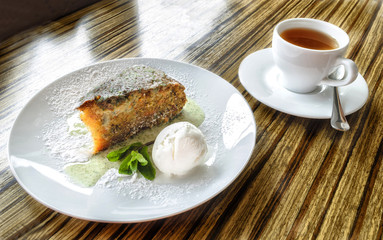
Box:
[77,65,187,153]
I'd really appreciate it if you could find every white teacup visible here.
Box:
[272,18,358,93]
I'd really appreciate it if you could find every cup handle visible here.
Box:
[321,58,358,87]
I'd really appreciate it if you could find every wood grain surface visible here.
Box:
[1,0,383,239]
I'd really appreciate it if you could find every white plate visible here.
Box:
[238,48,368,119]
[8,58,256,223]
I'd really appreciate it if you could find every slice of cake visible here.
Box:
[77,65,187,153]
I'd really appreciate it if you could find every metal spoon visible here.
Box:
[331,86,350,131]
[329,67,350,131]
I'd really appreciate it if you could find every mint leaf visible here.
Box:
[107,147,128,162]
[139,145,150,160]
[109,142,156,180]
[131,150,148,166]
[130,154,138,172]
[138,164,156,181]
[137,146,156,180]
[107,142,144,162]
[119,154,133,175]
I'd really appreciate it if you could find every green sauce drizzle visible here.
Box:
[65,98,205,187]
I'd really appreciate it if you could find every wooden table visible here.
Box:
[1,0,382,239]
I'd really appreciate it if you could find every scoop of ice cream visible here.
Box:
[152,122,207,176]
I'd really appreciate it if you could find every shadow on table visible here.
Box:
[0,0,101,41]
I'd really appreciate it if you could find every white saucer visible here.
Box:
[238,48,368,119]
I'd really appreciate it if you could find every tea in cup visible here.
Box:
[272,18,358,93]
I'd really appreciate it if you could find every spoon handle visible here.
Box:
[331,86,350,131]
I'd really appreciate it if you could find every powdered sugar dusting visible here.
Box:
[40,59,226,205]
[79,65,172,104]
[95,168,212,206]
[35,58,254,209]
[40,116,93,167]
